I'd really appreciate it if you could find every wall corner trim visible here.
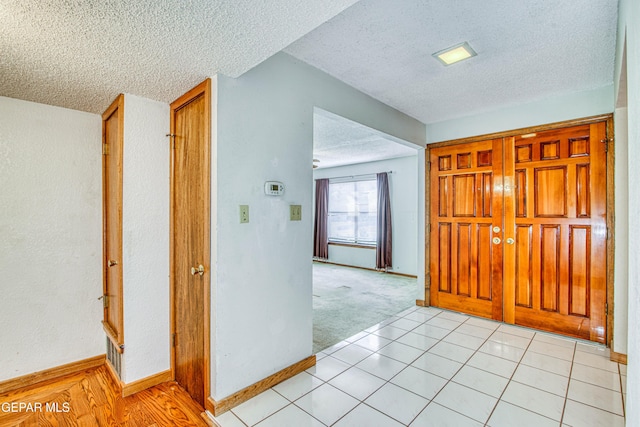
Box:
[0,355,106,395]
[610,351,628,365]
[206,355,317,416]
[104,359,122,394]
[416,299,426,307]
[121,370,173,397]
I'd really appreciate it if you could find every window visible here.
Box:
[328,179,377,245]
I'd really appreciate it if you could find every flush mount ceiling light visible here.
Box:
[433,42,477,66]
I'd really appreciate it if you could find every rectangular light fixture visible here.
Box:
[433,42,477,66]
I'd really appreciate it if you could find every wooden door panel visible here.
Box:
[102,95,124,346]
[513,306,592,339]
[569,225,590,317]
[534,167,567,217]
[430,139,503,320]
[540,224,560,312]
[480,173,493,217]
[437,222,451,293]
[514,224,533,308]
[476,224,493,300]
[453,175,476,216]
[507,122,607,342]
[575,164,591,217]
[457,223,472,297]
[515,170,527,217]
[171,80,211,406]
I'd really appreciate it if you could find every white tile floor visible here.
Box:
[212,306,627,427]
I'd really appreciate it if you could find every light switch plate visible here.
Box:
[239,205,249,223]
[290,205,302,221]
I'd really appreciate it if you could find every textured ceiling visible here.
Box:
[0,0,359,114]
[286,0,619,124]
[314,109,416,169]
[2,0,619,165]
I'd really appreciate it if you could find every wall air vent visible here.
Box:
[106,337,122,379]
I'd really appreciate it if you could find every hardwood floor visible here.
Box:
[0,366,209,426]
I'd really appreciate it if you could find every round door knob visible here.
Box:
[492,237,501,244]
[492,226,501,233]
[506,238,515,245]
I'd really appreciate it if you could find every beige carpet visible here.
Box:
[313,262,417,353]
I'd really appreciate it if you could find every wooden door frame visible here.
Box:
[424,113,615,347]
[102,94,125,349]
[169,79,212,399]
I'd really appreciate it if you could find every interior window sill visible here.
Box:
[328,242,376,250]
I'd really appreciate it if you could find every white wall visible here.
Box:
[121,94,170,384]
[616,0,639,423]
[613,106,628,355]
[426,85,614,143]
[416,148,426,300]
[0,96,103,381]
[211,52,425,399]
[313,155,418,276]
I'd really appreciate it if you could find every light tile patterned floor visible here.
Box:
[213,306,627,427]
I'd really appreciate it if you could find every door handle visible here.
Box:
[492,237,501,244]
[107,260,118,267]
[506,238,515,245]
[191,264,205,276]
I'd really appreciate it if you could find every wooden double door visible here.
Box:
[429,122,607,343]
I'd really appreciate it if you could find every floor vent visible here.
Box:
[106,338,122,379]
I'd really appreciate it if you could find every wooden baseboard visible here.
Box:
[122,370,173,397]
[206,355,316,416]
[389,271,418,278]
[314,259,417,278]
[610,351,627,365]
[0,355,105,395]
[201,411,221,427]
[103,359,123,393]
[416,299,426,307]
[104,360,172,397]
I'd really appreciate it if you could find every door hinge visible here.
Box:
[172,333,176,347]
[102,143,110,155]
[600,138,612,153]
[605,302,608,315]
[166,133,176,149]
[100,295,109,309]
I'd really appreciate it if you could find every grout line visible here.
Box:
[332,309,459,425]
[619,363,626,418]
[303,307,617,426]
[481,325,535,426]
[397,310,467,425]
[404,312,498,425]
[228,409,250,427]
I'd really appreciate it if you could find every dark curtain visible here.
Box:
[313,178,329,259]
[376,172,392,270]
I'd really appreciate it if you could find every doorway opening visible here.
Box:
[311,108,421,352]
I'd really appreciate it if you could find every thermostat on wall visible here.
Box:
[264,181,284,196]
